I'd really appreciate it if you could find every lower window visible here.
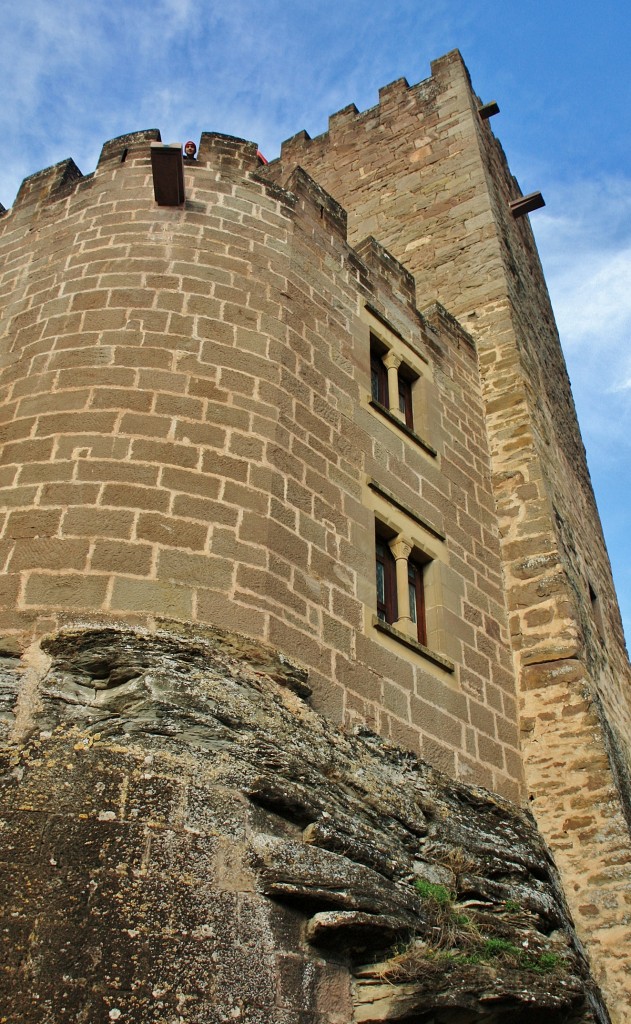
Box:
[375,525,428,646]
[408,558,427,646]
[375,535,397,624]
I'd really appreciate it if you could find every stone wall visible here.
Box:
[267,50,631,1019]
[0,129,517,796]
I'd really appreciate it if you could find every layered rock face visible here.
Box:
[0,626,608,1023]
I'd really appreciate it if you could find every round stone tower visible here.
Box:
[0,126,523,799]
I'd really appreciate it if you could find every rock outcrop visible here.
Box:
[0,625,608,1022]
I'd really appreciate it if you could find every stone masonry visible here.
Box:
[271,51,631,1018]
[0,49,629,1023]
[0,130,519,797]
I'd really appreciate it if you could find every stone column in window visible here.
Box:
[382,351,403,421]
[389,537,414,637]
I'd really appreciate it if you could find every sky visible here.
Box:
[1,0,630,640]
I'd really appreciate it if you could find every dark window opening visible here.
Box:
[398,374,414,429]
[376,534,397,625]
[371,341,389,407]
[408,559,427,646]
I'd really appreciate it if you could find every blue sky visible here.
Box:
[1,0,630,640]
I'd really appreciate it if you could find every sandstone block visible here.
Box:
[24,572,108,609]
[109,577,193,618]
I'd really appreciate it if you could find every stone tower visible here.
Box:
[0,51,629,1023]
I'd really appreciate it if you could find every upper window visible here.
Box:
[363,307,437,457]
[370,333,418,433]
[397,372,414,430]
[370,337,389,407]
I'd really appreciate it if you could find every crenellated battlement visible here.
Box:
[4,129,286,222]
[0,121,443,339]
[13,157,85,211]
[96,128,162,169]
[277,51,471,168]
[1,49,477,220]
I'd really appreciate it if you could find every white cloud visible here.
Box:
[533,176,631,640]
[550,245,631,347]
[534,178,631,424]
[0,0,472,206]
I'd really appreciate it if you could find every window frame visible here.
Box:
[367,499,454,674]
[369,329,427,443]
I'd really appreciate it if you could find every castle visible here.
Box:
[0,50,629,1023]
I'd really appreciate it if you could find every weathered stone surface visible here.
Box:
[0,626,607,1022]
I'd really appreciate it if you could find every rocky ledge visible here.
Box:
[0,624,609,1023]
